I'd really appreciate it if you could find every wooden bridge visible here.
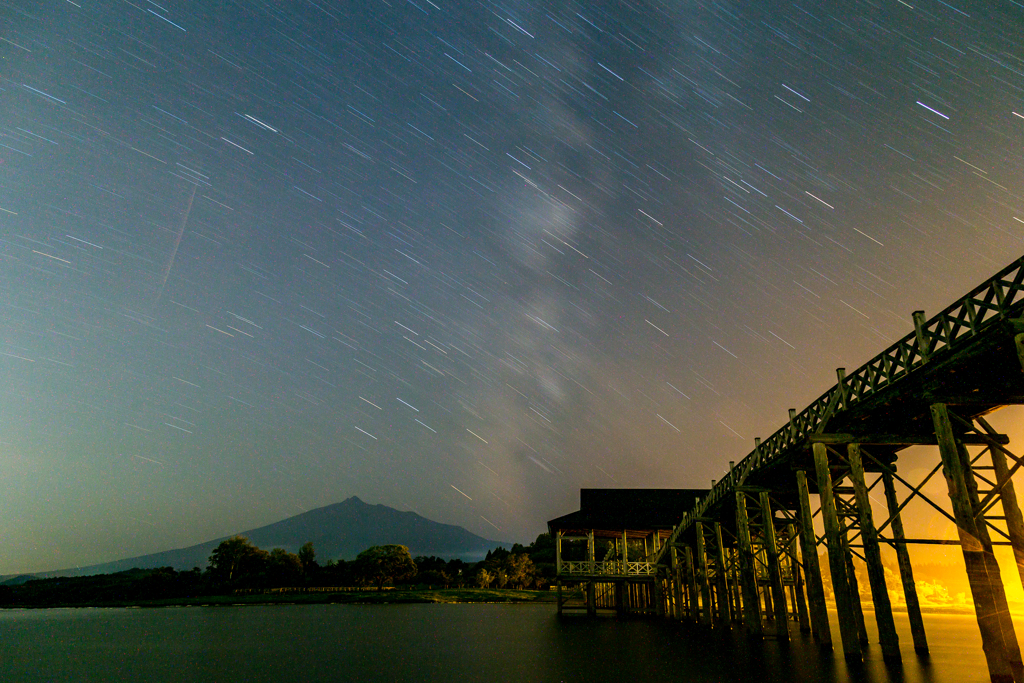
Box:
[553,254,1024,683]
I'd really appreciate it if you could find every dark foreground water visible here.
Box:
[0,604,996,682]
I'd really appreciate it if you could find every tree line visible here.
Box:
[0,533,556,606]
[207,533,555,591]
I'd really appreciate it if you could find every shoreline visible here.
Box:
[1,587,557,610]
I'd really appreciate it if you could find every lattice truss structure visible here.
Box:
[648,255,1024,683]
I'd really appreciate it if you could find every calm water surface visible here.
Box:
[0,604,996,682]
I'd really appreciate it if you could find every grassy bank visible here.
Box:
[4,588,556,609]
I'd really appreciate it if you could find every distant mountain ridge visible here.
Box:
[19,497,510,579]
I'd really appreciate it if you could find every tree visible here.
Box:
[501,554,536,589]
[267,548,304,585]
[298,542,318,574]
[417,570,450,588]
[208,536,267,582]
[354,545,417,590]
[475,568,494,588]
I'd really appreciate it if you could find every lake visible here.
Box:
[0,603,997,682]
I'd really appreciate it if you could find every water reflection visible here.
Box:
[0,605,989,682]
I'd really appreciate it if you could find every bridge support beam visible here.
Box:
[932,403,1020,683]
[787,523,811,634]
[760,492,790,641]
[796,469,832,647]
[986,428,1024,594]
[670,545,683,620]
[736,491,763,636]
[841,522,869,645]
[684,545,699,622]
[715,523,733,626]
[848,444,901,660]
[696,522,714,625]
[730,548,743,622]
[882,471,928,653]
[813,442,863,660]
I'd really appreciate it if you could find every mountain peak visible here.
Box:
[32,498,511,578]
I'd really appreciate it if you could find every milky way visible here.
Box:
[2,0,1022,572]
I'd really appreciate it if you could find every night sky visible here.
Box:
[2,0,1023,574]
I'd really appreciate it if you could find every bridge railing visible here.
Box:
[657,255,1024,563]
[559,560,656,576]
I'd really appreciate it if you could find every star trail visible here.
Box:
[1,0,1022,573]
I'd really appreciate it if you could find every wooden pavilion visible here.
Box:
[548,488,707,616]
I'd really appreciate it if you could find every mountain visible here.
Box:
[29,497,511,578]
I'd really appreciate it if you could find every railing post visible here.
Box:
[715,522,733,626]
[622,531,629,576]
[835,368,847,409]
[931,403,1019,682]
[913,310,930,363]
[787,522,811,634]
[735,491,763,635]
[881,471,928,653]
[813,442,862,660]
[848,444,901,660]
[759,492,790,641]
[556,530,562,569]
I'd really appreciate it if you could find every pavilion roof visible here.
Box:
[547,488,709,535]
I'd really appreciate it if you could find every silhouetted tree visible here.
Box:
[267,548,304,585]
[298,542,318,575]
[208,536,267,582]
[354,545,417,590]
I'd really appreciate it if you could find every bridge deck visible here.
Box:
[661,255,1024,547]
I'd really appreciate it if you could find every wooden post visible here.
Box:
[882,471,928,653]
[670,545,683,620]
[556,531,562,574]
[622,531,629,575]
[813,442,862,660]
[736,491,763,635]
[684,546,699,621]
[587,581,596,616]
[615,580,624,616]
[913,310,930,362]
[787,522,811,633]
[932,403,1018,682]
[730,548,743,621]
[715,522,733,625]
[848,444,901,660]
[655,576,665,617]
[696,522,714,625]
[588,530,595,575]
[759,492,790,641]
[990,442,1024,592]
[840,523,869,645]
[796,469,832,647]
[956,430,1024,673]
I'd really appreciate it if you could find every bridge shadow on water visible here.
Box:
[550,610,991,683]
